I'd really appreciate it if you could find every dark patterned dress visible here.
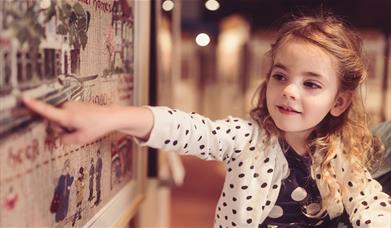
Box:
[261,146,352,227]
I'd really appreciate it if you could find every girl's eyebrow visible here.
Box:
[272,62,326,80]
[272,63,288,71]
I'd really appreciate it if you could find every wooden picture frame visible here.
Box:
[84,1,151,227]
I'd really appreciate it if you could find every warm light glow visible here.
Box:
[195,33,210,47]
[220,32,242,50]
[162,0,174,11]
[205,0,220,11]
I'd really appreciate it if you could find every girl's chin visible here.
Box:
[270,116,317,133]
[274,122,313,133]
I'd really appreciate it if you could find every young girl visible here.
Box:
[23,15,390,227]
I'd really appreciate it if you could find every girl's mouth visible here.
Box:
[277,105,301,115]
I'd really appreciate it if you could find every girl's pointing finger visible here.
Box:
[22,97,68,125]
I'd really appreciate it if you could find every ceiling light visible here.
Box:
[205,0,220,11]
[195,33,210,47]
[162,0,174,12]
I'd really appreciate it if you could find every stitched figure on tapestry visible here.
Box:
[88,158,95,202]
[4,186,18,211]
[94,150,103,206]
[72,167,85,226]
[50,159,74,223]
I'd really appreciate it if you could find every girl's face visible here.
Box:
[266,40,340,135]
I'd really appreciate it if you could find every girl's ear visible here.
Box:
[330,91,353,117]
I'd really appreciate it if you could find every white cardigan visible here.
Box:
[138,106,391,227]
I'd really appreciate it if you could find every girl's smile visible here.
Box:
[276,104,302,115]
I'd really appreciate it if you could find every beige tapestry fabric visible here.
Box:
[0,0,135,226]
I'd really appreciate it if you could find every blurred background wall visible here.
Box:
[135,0,391,227]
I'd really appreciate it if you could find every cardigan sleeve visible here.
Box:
[134,106,259,163]
[333,154,391,227]
[344,172,390,227]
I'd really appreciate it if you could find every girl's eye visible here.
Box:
[303,81,322,89]
[271,74,286,81]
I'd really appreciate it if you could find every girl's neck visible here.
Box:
[284,131,311,156]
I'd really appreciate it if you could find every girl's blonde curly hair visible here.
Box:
[250,14,384,218]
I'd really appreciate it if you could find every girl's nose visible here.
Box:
[282,83,299,100]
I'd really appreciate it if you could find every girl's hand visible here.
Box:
[22,98,154,145]
[22,98,117,145]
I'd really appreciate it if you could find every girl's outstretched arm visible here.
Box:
[22,98,154,144]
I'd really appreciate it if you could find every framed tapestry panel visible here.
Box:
[0,0,149,227]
